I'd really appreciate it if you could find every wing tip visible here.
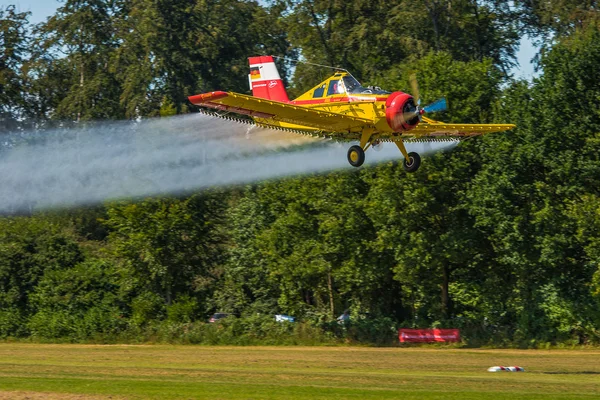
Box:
[188,91,228,105]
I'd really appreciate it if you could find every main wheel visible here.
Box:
[403,152,421,173]
[347,145,365,167]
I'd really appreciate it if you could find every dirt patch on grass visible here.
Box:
[0,391,125,399]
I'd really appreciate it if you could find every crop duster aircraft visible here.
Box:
[188,56,515,172]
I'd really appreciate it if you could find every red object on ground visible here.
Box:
[398,328,460,343]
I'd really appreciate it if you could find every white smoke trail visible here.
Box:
[0,113,457,213]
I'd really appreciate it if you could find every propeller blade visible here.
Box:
[423,97,447,113]
[409,73,420,106]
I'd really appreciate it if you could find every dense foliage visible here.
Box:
[1,1,599,346]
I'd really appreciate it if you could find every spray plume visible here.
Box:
[0,113,457,213]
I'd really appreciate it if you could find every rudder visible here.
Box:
[248,56,289,103]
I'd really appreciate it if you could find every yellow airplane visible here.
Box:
[188,56,515,172]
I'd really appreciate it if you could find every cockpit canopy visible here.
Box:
[337,75,390,95]
[302,73,390,101]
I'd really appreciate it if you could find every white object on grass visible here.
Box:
[487,366,525,372]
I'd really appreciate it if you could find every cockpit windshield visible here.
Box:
[342,75,390,95]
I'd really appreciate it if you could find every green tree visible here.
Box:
[515,0,600,41]
[359,52,506,324]
[28,259,124,340]
[0,5,30,132]
[104,194,225,322]
[114,0,293,118]
[0,217,84,337]
[244,173,394,320]
[383,51,503,123]
[466,24,600,342]
[213,188,280,315]
[285,0,518,96]
[33,0,123,122]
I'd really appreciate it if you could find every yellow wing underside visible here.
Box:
[191,91,515,141]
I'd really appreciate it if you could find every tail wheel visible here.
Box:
[347,145,365,167]
[403,152,421,173]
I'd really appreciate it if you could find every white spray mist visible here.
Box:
[0,113,457,213]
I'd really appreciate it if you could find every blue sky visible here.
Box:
[8,0,538,80]
[9,0,60,23]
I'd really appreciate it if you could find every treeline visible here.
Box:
[1,1,600,346]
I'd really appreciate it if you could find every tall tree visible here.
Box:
[104,194,225,320]
[114,0,293,118]
[213,188,281,315]
[33,0,123,122]
[0,216,84,337]
[285,0,519,95]
[420,0,520,72]
[515,0,600,41]
[467,24,600,341]
[0,5,30,132]
[362,52,507,323]
[242,173,395,319]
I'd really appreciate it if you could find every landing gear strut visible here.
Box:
[345,131,422,172]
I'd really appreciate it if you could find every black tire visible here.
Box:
[347,145,365,167]
[403,152,421,172]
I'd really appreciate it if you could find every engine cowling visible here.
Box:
[385,91,420,132]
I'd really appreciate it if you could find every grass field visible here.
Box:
[0,344,599,399]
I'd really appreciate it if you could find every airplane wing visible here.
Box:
[189,91,373,133]
[189,92,515,141]
[402,116,515,139]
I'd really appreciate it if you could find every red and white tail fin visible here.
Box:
[248,56,289,103]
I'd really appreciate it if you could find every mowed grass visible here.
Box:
[0,344,599,399]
